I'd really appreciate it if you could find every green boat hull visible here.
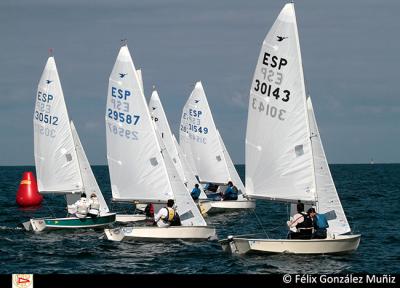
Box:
[24,213,116,232]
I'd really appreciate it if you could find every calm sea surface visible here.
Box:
[0,164,399,274]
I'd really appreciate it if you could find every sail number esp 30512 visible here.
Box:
[34,91,58,138]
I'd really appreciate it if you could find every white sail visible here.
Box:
[307,98,351,235]
[136,69,144,94]
[172,134,207,199]
[106,45,173,202]
[245,3,315,203]
[179,119,199,176]
[33,56,83,193]
[155,128,207,226]
[149,90,186,184]
[70,121,109,214]
[217,130,245,199]
[179,81,230,184]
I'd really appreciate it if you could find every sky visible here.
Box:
[0,0,399,165]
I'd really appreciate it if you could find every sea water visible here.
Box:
[0,164,398,274]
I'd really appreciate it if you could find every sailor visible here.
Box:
[287,201,313,239]
[74,192,89,219]
[154,199,181,227]
[190,184,201,200]
[88,193,100,217]
[310,208,329,239]
[144,203,154,218]
[221,181,238,201]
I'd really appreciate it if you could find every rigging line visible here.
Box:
[250,208,269,239]
[45,197,57,218]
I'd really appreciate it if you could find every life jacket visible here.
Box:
[161,207,175,223]
[296,212,312,229]
[315,213,329,229]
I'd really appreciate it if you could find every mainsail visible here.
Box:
[179,82,231,184]
[245,3,315,203]
[71,121,109,214]
[149,90,186,184]
[105,45,173,202]
[33,56,83,193]
[149,90,207,199]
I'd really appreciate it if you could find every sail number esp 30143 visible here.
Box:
[251,52,290,121]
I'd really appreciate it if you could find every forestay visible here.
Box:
[34,56,83,194]
[180,82,230,184]
[245,4,315,203]
[217,130,245,198]
[307,98,351,235]
[71,121,109,214]
[106,45,173,202]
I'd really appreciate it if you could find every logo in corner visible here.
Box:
[276,36,288,42]
[12,274,33,288]
[119,73,127,78]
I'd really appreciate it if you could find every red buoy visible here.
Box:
[16,171,43,207]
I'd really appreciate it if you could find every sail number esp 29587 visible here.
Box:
[107,87,140,140]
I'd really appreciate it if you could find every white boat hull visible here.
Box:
[115,214,146,223]
[104,226,217,242]
[199,199,255,215]
[220,234,361,255]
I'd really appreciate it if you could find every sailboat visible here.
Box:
[23,55,115,232]
[220,3,360,254]
[103,45,216,241]
[179,82,255,213]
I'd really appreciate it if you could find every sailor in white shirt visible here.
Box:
[74,193,89,219]
[88,193,100,217]
[154,199,180,227]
